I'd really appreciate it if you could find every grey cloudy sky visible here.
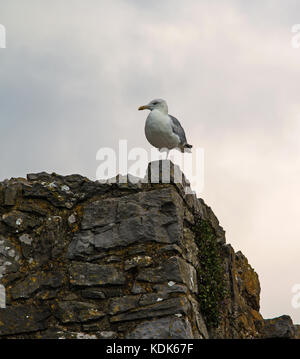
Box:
[1,0,300,323]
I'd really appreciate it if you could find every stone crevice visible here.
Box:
[0,161,298,339]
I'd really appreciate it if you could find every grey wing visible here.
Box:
[169,115,188,145]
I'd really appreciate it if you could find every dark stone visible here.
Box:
[157,244,183,255]
[79,180,112,199]
[153,283,188,295]
[110,296,191,323]
[23,182,76,209]
[0,236,20,277]
[131,282,148,294]
[27,172,54,181]
[67,188,184,260]
[235,251,260,311]
[18,200,49,216]
[4,184,20,206]
[39,328,99,339]
[136,256,197,293]
[69,262,126,287]
[63,174,87,188]
[126,316,194,339]
[0,304,50,336]
[81,289,106,299]
[294,325,300,339]
[2,211,41,232]
[189,297,209,339]
[101,287,125,298]
[66,230,96,260]
[35,289,58,300]
[138,293,169,306]
[51,301,105,324]
[11,272,64,300]
[262,315,296,339]
[0,167,297,339]
[81,198,118,230]
[82,317,110,332]
[124,255,152,271]
[109,295,141,315]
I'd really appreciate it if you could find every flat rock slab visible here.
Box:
[51,301,105,324]
[110,296,190,323]
[0,304,50,336]
[262,315,296,339]
[67,188,184,260]
[11,272,64,300]
[69,262,126,287]
[136,256,197,293]
[126,316,194,339]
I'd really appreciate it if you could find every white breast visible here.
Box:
[145,110,180,150]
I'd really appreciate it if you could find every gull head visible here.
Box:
[138,98,168,114]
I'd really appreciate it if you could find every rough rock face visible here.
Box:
[0,161,298,339]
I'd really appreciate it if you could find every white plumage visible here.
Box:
[145,109,180,149]
[138,98,192,156]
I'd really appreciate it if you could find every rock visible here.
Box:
[11,272,64,300]
[27,172,55,182]
[131,282,147,294]
[136,256,197,293]
[109,295,141,315]
[81,289,106,299]
[138,292,168,306]
[67,188,184,259]
[51,301,105,324]
[262,315,296,339]
[126,316,194,339]
[0,236,20,278]
[81,198,118,230]
[19,234,33,245]
[18,200,49,216]
[69,262,126,287]
[110,297,191,323]
[4,184,20,206]
[68,214,76,225]
[124,256,152,271]
[66,230,96,260]
[235,251,260,311]
[153,283,188,295]
[0,163,297,339]
[2,211,40,232]
[0,304,50,335]
[294,325,300,339]
[23,177,81,209]
[189,296,209,339]
[40,328,98,339]
[99,331,118,339]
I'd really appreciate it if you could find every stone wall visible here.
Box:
[0,161,299,339]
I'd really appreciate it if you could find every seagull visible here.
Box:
[138,98,192,158]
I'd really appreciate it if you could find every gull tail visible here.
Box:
[183,143,192,153]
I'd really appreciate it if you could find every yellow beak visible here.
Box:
[138,105,149,111]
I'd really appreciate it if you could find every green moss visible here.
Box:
[193,218,227,329]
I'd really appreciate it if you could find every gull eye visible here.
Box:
[152,101,158,105]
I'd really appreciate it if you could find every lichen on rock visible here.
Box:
[0,162,298,339]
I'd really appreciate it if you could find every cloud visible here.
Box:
[0,0,300,323]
